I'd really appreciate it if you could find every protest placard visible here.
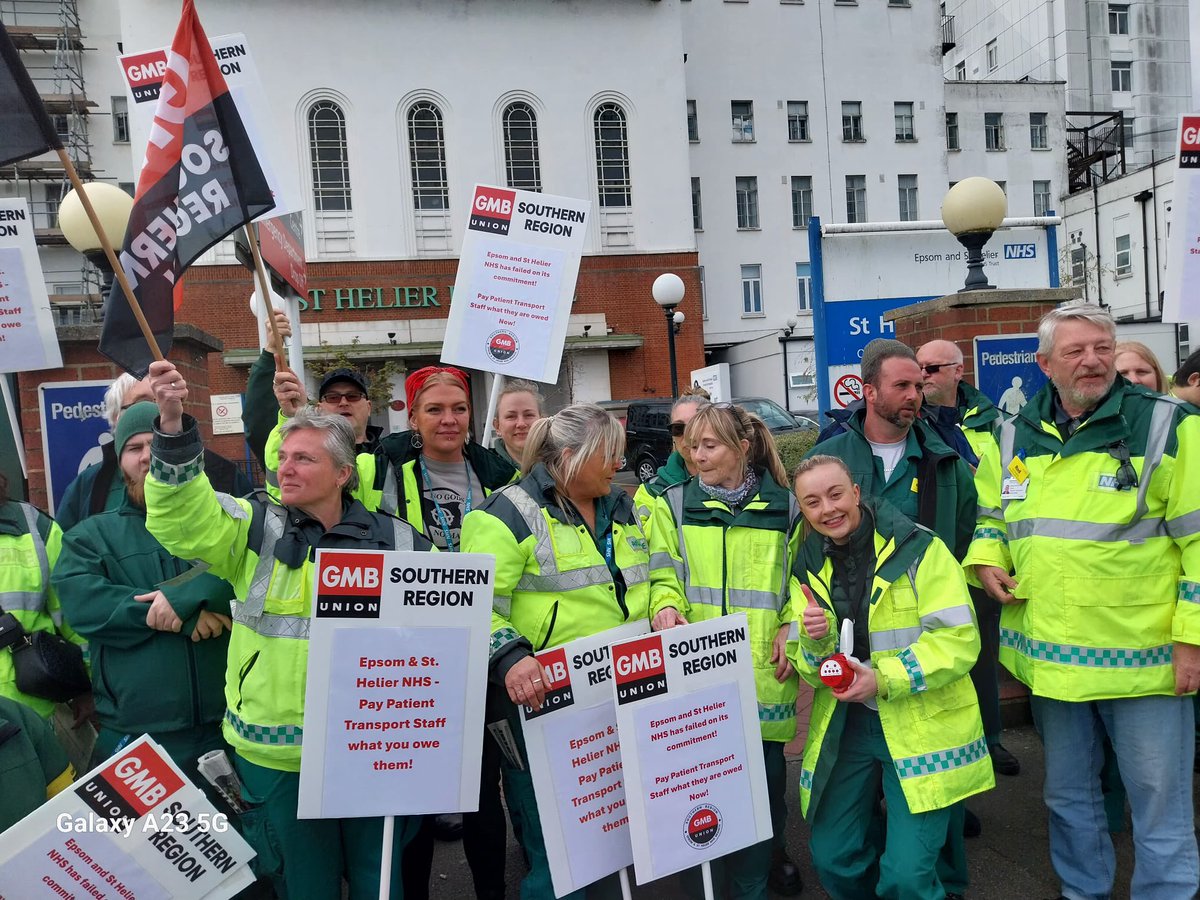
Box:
[611,615,771,884]
[441,185,590,384]
[297,550,493,819]
[0,736,255,899]
[0,197,62,373]
[519,621,648,897]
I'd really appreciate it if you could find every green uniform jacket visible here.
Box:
[0,696,74,831]
[648,472,800,742]
[958,381,1001,462]
[965,381,1200,702]
[789,498,992,816]
[53,497,232,737]
[145,416,433,771]
[632,450,690,529]
[810,409,977,560]
[0,502,85,717]
[462,464,651,681]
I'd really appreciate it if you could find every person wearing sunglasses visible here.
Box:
[648,402,802,899]
[632,387,710,529]
[915,340,1001,468]
[462,404,649,900]
[967,303,1200,900]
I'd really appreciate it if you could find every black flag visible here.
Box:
[0,21,63,166]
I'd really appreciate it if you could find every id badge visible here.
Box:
[1000,476,1028,501]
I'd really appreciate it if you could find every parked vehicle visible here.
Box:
[625,396,818,483]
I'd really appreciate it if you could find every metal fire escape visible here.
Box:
[1,0,103,317]
[1066,110,1127,193]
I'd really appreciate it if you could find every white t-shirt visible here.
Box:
[867,437,907,483]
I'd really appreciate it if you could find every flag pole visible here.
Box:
[55,147,163,362]
[244,223,288,373]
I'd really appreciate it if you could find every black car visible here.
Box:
[625,396,818,484]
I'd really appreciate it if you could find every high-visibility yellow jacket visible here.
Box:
[648,471,800,742]
[146,417,433,771]
[462,464,650,678]
[965,381,1200,702]
[0,501,85,717]
[790,498,992,816]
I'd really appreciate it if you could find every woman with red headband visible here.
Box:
[374,366,518,900]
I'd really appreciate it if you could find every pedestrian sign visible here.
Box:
[974,334,1045,416]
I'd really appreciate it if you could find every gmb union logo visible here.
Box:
[684,804,722,849]
[486,330,519,365]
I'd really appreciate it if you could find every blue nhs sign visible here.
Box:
[1003,243,1037,260]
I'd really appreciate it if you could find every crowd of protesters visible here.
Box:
[2,301,1199,899]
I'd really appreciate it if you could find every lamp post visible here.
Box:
[59,183,133,301]
[652,272,686,396]
[941,177,1007,292]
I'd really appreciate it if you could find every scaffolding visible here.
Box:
[1,0,103,318]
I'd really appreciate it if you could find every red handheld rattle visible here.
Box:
[818,653,857,690]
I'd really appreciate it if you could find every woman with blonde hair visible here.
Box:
[647,403,801,898]
[491,378,545,469]
[463,403,650,898]
[1114,341,1168,393]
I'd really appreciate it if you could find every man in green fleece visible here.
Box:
[0,695,75,831]
[51,402,235,807]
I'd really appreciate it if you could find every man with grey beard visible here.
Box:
[967,302,1200,900]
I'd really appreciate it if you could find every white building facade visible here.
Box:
[942,0,1193,167]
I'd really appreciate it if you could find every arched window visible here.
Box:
[503,102,541,192]
[593,102,631,208]
[307,101,351,211]
[408,101,449,210]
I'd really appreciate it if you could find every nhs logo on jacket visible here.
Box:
[1004,243,1037,260]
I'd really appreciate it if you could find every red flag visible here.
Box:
[100,0,275,375]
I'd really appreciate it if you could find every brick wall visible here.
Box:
[17,325,221,510]
[886,288,1081,384]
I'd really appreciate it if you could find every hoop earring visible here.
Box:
[411,431,423,449]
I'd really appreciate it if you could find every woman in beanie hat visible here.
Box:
[376,366,519,900]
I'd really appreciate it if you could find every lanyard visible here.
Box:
[603,531,614,569]
[419,457,473,553]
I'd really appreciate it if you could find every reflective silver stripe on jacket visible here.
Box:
[1135,397,1180,521]
[0,504,50,613]
[236,504,288,628]
[998,419,1018,513]
[380,465,399,517]
[391,519,416,551]
[620,562,650,587]
[1006,516,1167,543]
[649,551,686,581]
[502,486,558,576]
[665,487,690,588]
[518,564,613,594]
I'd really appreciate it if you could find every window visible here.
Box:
[1108,4,1129,35]
[1033,180,1052,217]
[796,263,811,311]
[308,100,352,211]
[1111,61,1132,92]
[955,61,966,81]
[1114,234,1132,277]
[1029,112,1048,149]
[1070,245,1087,285]
[791,176,813,228]
[894,102,915,141]
[111,97,129,143]
[985,112,1005,150]
[787,101,810,142]
[594,102,632,207]
[731,101,754,142]
[986,39,998,72]
[741,264,763,316]
[502,102,541,192]
[842,102,863,141]
[407,102,449,210]
[686,100,699,142]
[1122,117,1135,149]
[44,182,64,228]
[691,177,703,230]
[699,266,707,319]
[845,175,867,223]
[735,176,759,228]
[897,174,919,221]
[946,112,960,150]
